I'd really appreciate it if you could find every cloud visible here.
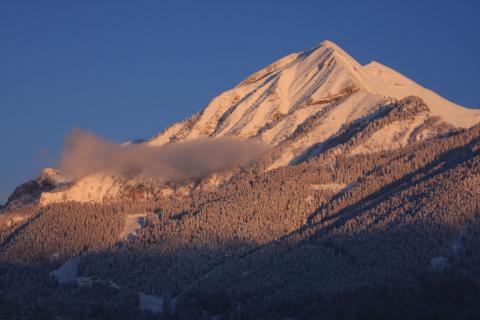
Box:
[59,129,265,181]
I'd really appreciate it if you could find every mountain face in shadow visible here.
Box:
[1,41,480,319]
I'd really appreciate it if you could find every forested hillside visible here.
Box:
[1,106,480,319]
[2,39,480,320]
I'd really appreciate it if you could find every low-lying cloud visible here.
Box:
[59,129,265,181]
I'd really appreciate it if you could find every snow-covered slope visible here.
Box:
[148,40,480,168]
[363,61,480,127]
[12,40,480,205]
[150,41,479,146]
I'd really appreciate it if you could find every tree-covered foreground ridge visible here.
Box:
[2,41,480,319]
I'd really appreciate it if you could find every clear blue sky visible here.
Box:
[1,0,479,204]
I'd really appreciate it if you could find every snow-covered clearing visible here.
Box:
[139,293,164,314]
[430,256,448,271]
[50,255,121,289]
[451,231,465,255]
[310,183,347,192]
[49,256,81,283]
[430,229,466,271]
[120,213,147,241]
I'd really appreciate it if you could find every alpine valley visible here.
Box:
[2,41,480,319]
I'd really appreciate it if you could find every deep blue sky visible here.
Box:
[1,0,479,203]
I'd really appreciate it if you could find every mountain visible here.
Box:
[1,41,480,319]
[7,40,480,207]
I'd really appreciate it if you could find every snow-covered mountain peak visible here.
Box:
[149,42,375,146]
[151,41,479,147]
[145,40,480,170]
[8,40,480,206]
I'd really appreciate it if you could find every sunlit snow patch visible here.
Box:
[120,213,147,241]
